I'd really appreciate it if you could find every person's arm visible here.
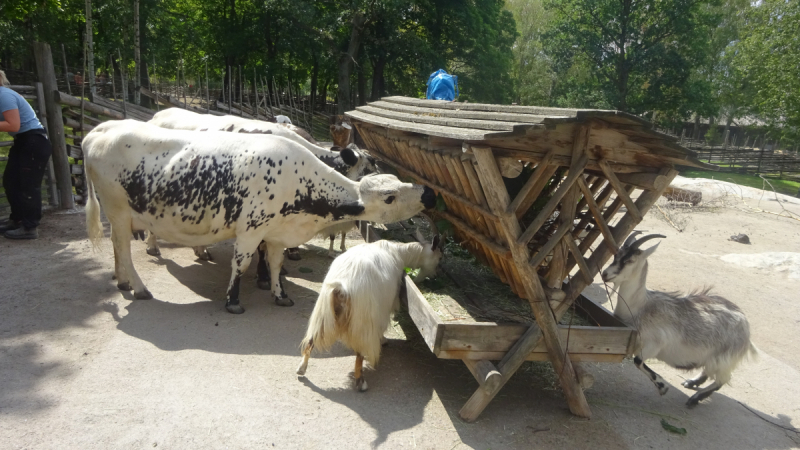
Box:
[0,108,21,133]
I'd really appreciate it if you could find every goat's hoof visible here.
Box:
[658,385,669,396]
[196,250,212,261]
[681,379,702,390]
[296,364,307,376]
[686,397,700,408]
[275,296,294,307]
[285,248,302,261]
[256,279,271,290]
[111,274,117,281]
[327,251,338,259]
[226,303,245,314]
[117,282,132,291]
[146,247,161,257]
[134,289,153,300]
[355,377,368,392]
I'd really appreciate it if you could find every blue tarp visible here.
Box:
[426,69,458,101]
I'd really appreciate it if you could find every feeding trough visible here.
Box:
[347,97,714,421]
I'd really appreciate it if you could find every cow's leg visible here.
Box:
[225,236,261,314]
[193,246,212,261]
[354,353,368,392]
[327,234,337,258]
[256,241,271,290]
[266,242,293,306]
[297,338,313,376]
[110,218,152,300]
[145,233,161,256]
[339,231,347,253]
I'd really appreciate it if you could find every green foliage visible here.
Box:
[543,0,722,115]
[660,419,687,435]
[732,0,800,142]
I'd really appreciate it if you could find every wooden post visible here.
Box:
[33,42,74,209]
[34,82,60,208]
[153,55,159,111]
[227,66,232,114]
[109,54,117,101]
[81,38,87,140]
[60,44,72,96]
[253,67,259,118]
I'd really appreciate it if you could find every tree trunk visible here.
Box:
[309,56,318,112]
[693,114,701,141]
[357,57,366,106]
[85,0,96,95]
[370,55,386,101]
[134,0,141,105]
[337,12,367,115]
[319,78,328,111]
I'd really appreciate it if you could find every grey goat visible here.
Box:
[601,233,757,407]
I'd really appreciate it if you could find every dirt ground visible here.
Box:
[1,176,799,449]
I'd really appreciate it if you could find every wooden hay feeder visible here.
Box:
[346,97,713,421]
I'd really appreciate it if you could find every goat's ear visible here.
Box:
[431,234,441,251]
[339,147,360,166]
[642,242,661,259]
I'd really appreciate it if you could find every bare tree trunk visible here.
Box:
[357,57,366,106]
[370,55,386,101]
[134,0,141,105]
[337,12,367,114]
[85,0,96,96]
[309,55,318,112]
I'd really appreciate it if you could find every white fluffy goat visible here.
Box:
[297,234,442,391]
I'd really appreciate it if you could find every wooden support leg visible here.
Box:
[459,324,543,422]
[463,359,502,394]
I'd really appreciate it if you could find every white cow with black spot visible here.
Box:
[83,120,436,314]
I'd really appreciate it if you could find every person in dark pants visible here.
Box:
[0,70,53,239]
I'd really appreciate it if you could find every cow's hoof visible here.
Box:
[226,303,245,314]
[257,279,271,290]
[286,248,302,261]
[275,296,294,307]
[134,289,153,300]
[356,377,368,392]
[146,247,161,257]
[117,282,132,291]
[196,250,212,261]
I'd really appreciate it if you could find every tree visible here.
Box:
[733,0,800,142]
[505,0,555,106]
[545,0,722,114]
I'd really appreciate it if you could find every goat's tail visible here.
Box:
[84,161,104,249]
[300,281,349,354]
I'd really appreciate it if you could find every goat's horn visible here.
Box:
[622,230,644,249]
[629,234,666,251]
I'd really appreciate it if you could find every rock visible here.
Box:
[729,234,751,244]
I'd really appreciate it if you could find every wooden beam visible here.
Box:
[598,159,642,221]
[436,210,511,259]
[55,90,125,119]
[576,177,618,253]
[469,144,591,419]
[616,172,668,191]
[529,220,571,269]
[517,153,588,246]
[566,236,593,284]
[506,147,558,215]
[463,359,502,394]
[33,42,74,209]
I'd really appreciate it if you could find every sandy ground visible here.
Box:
[1,176,799,449]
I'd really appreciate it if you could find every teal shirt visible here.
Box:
[0,86,44,136]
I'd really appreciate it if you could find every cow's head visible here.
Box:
[335,144,379,180]
[355,174,436,224]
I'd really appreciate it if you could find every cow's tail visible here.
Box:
[84,161,104,249]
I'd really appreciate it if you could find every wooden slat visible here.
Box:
[576,177,618,253]
[598,159,642,221]
[442,351,625,363]
[382,96,583,116]
[506,148,558,216]
[529,221,571,269]
[437,210,510,259]
[463,360,502,394]
[356,104,538,132]
[516,153,588,246]
[347,109,517,141]
[440,323,632,355]
[368,100,552,124]
[566,236,593,284]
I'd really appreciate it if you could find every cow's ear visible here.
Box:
[339,147,360,166]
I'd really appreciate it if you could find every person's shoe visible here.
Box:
[4,226,38,240]
[0,219,21,233]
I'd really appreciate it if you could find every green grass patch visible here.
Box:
[680,169,800,197]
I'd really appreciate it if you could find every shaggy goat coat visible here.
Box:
[300,239,441,367]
